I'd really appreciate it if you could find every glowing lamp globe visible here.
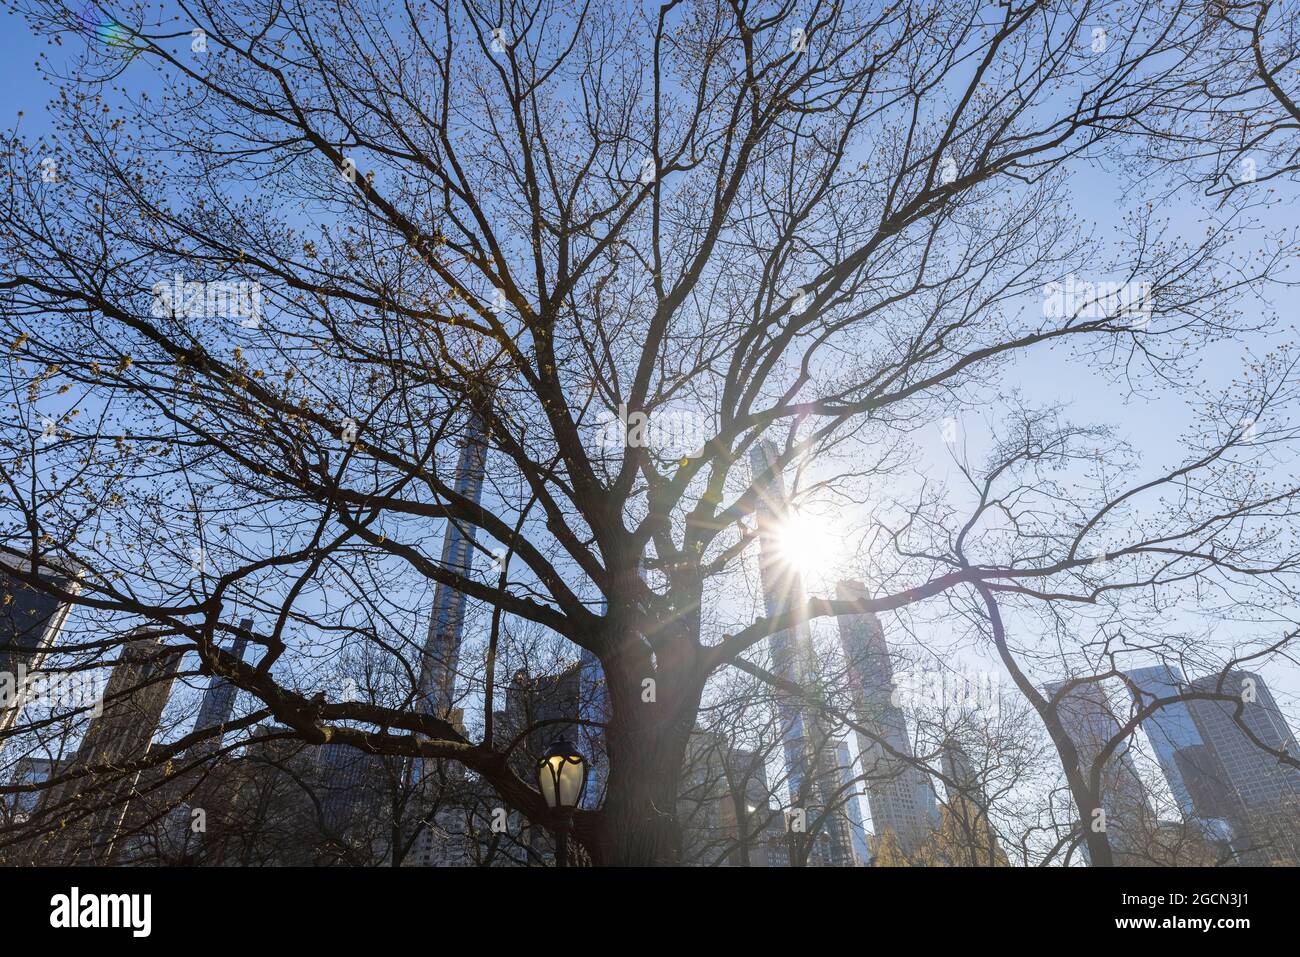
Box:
[537,739,588,810]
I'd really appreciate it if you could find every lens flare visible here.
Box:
[77,5,135,54]
[96,21,133,49]
[773,510,845,583]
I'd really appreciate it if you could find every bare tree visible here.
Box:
[2,0,1300,866]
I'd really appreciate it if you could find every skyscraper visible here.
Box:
[146,617,254,862]
[408,705,476,867]
[749,439,856,866]
[484,663,587,865]
[416,407,489,718]
[834,580,938,858]
[185,618,251,758]
[4,755,67,819]
[939,737,1005,866]
[1125,664,1213,818]
[39,628,181,863]
[940,739,978,795]
[835,737,872,866]
[576,645,608,812]
[1044,678,1153,860]
[0,547,76,742]
[1186,670,1300,812]
[679,730,788,866]
[317,741,387,836]
[1124,664,1244,852]
[1125,664,1300,861]
[411,407,489,864]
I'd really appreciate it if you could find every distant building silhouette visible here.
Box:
[38,628,181,863]
[318,741,388,837]
[184,618,252,759]
[416,408,489,718]
[0,547,77,743]
[835,580,938,858]
[486,663,585,863]
[1044,678,1153,862]
[679,730,787,866]
[122,618,258,864]
[939,737,1005,866]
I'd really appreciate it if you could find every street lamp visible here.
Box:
[537,738,588,867]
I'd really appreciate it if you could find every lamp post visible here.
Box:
[536,738,588,867]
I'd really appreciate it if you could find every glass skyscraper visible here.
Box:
[416,407,490,718]
[1127,663,1300,859]
[410,406,490,865]
[836,580,938,858]
[185,618,252,758]
[1125,664,1208,817]
[835,737,872,865]
[1186,670,1300,812]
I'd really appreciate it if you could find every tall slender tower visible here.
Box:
[149,618,253,863]
[835,737,872,865]
[185,617,251,758]
[749,440,856,866]
[834,580,938,857]
[411,406,489,866]
[416,408,490,717]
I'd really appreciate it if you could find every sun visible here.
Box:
[773,509,846,583]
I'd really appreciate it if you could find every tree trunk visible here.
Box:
[979,585,1115,866]
[574,628,702,866]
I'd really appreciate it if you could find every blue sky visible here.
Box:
[4,3,1298,849]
